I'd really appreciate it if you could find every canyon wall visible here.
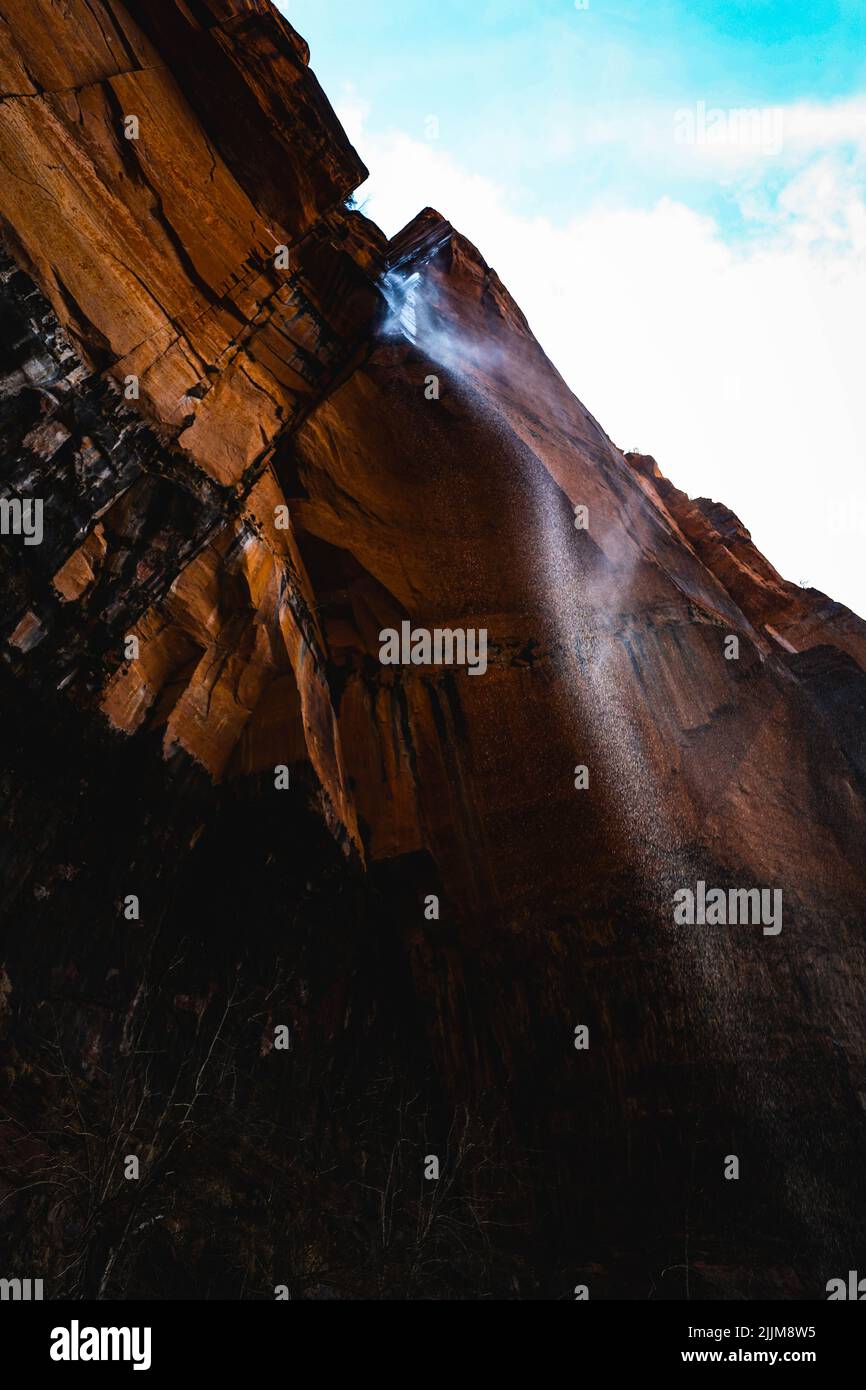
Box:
[1,0,865,1298]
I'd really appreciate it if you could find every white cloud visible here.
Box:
[780,95,866,151]
[340,93,866,618]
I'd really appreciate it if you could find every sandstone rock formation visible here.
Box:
[1,1,865,1299]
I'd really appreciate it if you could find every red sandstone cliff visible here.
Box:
[1,1,865,1299]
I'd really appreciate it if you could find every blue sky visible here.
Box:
[278,1,866,616]
[284,0,866,223]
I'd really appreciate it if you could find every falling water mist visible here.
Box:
[380,263,672,893]
[378,260,835,1258]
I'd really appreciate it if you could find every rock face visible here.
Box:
[1,1,865,1300]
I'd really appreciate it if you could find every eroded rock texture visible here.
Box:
[1,1,865,1299]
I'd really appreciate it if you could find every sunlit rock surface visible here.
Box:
[1,0,865,1299]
